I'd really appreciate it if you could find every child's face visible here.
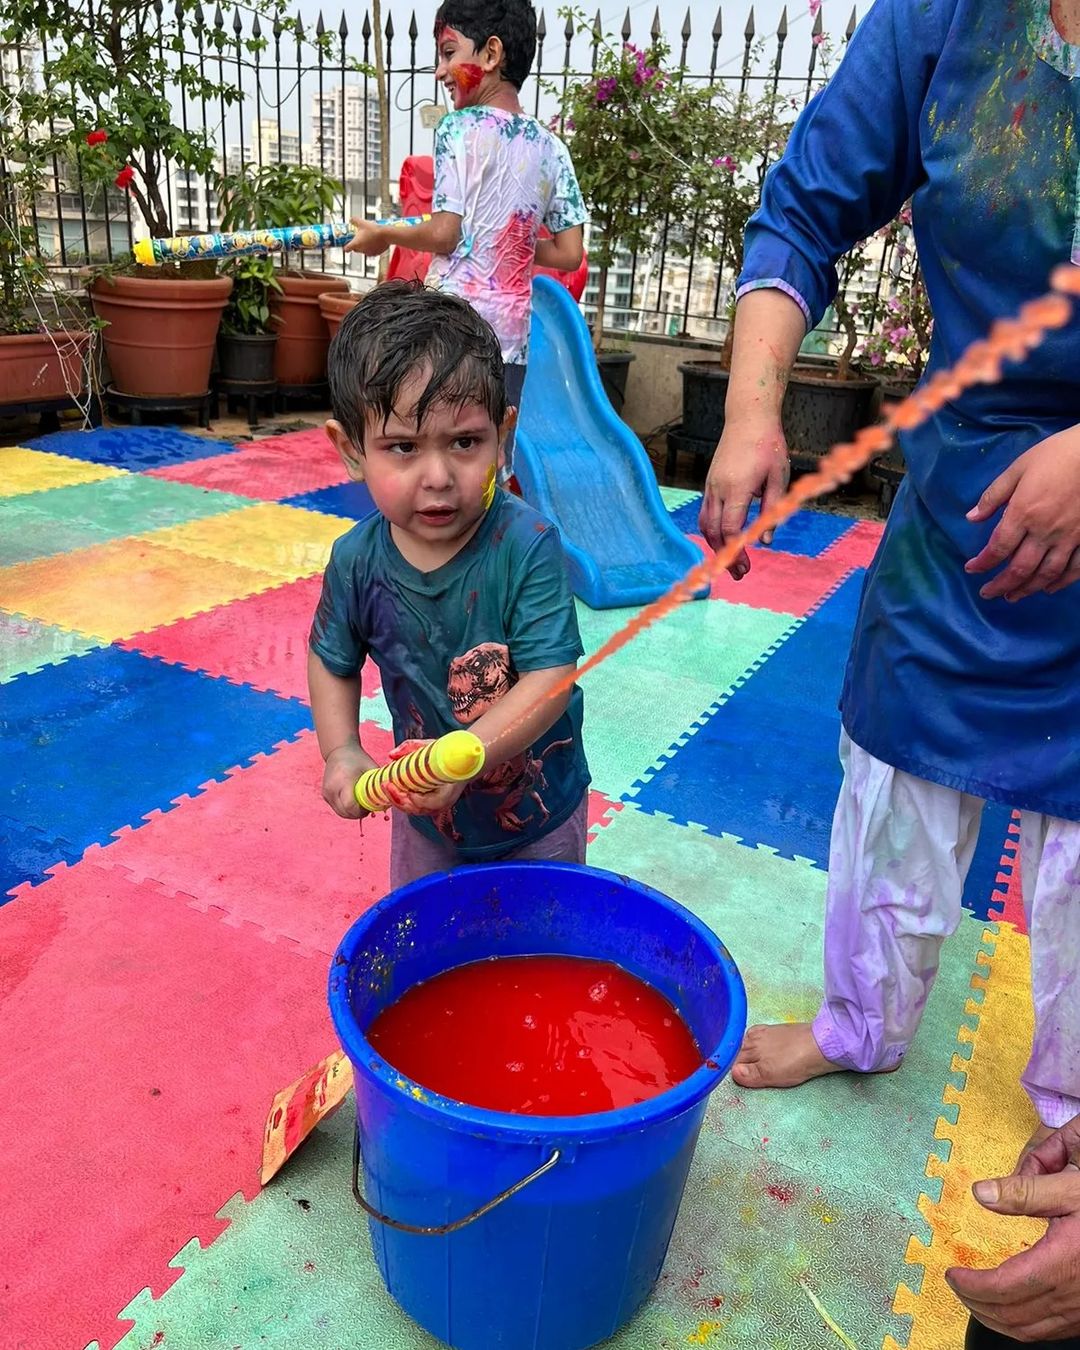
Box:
[327,367,510,568]
[435,26,492,110]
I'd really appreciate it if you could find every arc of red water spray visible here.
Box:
[489,268,1080,756]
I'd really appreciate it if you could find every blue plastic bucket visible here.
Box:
[328,861,746,1350]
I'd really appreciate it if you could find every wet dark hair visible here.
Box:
[328,279,507,451]
[434,0,537,89]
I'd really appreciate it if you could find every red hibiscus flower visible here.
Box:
[114,165,135,189]
[85,129,108,146]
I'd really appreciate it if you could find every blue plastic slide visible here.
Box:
[514,275,708,610]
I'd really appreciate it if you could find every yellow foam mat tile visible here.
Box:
[0,536,284,642]
[148,502,353,580]
[0,446,126,497]
[888,923,1043,1350]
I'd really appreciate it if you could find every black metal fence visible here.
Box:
[5,2,908,346]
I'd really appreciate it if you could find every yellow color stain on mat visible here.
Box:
[148,501,353,580]
[0,536,283,641]
[889,922,1043,1350]
[687,1321,723,1345]
[0,446,126,497]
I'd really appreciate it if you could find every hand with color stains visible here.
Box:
[383,739,468,817]
[700,417,790,580]
[947,1114,1080,1341]
[699,289,805,578]
[966,423,1080,601]
[322,742,378,819]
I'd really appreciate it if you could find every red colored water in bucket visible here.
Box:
[367,955,703,1115]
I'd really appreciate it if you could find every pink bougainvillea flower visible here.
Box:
[812,31,826,46]
[85,129,108,146]
[629,149,641,161]
[114,164,135,189]
[809,0,822,16]
[595,75,617,103]
[713,155,738,172]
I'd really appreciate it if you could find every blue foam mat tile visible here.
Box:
[0,645,312,859]
[0,817,79,904]
[962,799,1016,921]
[630,572,862,866]
[631,570,1018,914]
[668,495,856,557]
[283,481,377,521]
[24,426,235,470]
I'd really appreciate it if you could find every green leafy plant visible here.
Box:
[0,96,101,337]
[215,164,344,232]
[557,10,791,352]
[857,206,932,386]
[214,163,344,274]
[0,0,340,247]
[220,254,282,336]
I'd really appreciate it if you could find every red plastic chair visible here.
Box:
[386,154,589,301]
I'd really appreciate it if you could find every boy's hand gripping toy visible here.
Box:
[132,216,431,266]
[353,730,486,812]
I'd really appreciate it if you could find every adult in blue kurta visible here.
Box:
[699,0,1080,1339]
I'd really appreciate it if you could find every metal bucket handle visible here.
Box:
[351,1122,561,1236]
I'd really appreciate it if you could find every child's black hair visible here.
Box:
[434,0,537,89]
[328,279,507,451]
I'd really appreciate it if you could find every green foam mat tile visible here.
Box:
[660,486,700,511]
[586,802,990,1234]
[5,474,253,542]
[0,609,103,682]
[575,599,798,800]
[109,1086,910,1350]
[0,498,114,566]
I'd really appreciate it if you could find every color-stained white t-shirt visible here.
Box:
[427,107,587,364]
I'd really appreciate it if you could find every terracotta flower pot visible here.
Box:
[270,271,350,387]
[0,331,91,405]
[319,290,361,341]
[91,274,232,398]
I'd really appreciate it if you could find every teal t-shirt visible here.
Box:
[310,492,590,860]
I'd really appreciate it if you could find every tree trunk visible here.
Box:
[372,0,392,282]
[593,262,608,353]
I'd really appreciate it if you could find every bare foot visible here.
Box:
[1015,1123,1055,1172]
[731,1023,845,1089]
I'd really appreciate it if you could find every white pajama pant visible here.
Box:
[812,732,1080,1126]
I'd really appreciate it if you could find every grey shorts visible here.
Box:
[500,362,527,483]
[389,791,588,891]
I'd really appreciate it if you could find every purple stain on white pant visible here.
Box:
[814,732,1080,1125]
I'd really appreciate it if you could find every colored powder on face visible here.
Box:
[367,954,703,1115]
[453,62,484,93]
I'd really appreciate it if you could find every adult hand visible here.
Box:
[946,1117,1080,1342]
[699,417,789,580]
[344,218,387,257]
[965,426,1080,601]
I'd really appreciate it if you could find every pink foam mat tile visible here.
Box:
[119,575,383,703]
[820,517,884,570]
[587,790,623,834]
[145,429,347,501]
[90,727,395,954]
[689,533,855,617]
[992,812,1026,932]
[0,860,336,1350]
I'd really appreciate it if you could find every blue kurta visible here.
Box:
[740,0,1080,821]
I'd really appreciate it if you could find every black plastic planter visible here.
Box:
[219,332,277,385]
